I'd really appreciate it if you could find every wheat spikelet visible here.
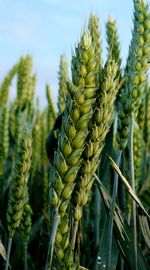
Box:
[137,95,146,133]
[19,188,32,245]
[144,86,150,149]
[133,121,145,191]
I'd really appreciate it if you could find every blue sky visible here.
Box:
[0,0,134,109]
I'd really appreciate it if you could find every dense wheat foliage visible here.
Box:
[0,1,150,270]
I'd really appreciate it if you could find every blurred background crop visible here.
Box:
[0,0,133,108]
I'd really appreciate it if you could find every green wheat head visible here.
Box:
[117,0,150,150]
[48,30,99,267]
[7,125,32,239]
[0,63,18,107]
[72,55,119,222]
[88,14,102,70]
[106,16,121,73]
[57,55,69,114]
[46,84,57,131]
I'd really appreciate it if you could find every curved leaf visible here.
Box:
[94,174,149,270]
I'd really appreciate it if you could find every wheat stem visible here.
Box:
[45,208,60,270]
[129,113,137,270]
[71,220,79,252]
[24,244,28,270]
[93,185,101,270]
[5,238,12,270]
[106,149,122,270]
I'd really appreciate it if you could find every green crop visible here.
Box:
[0,1,149,270]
